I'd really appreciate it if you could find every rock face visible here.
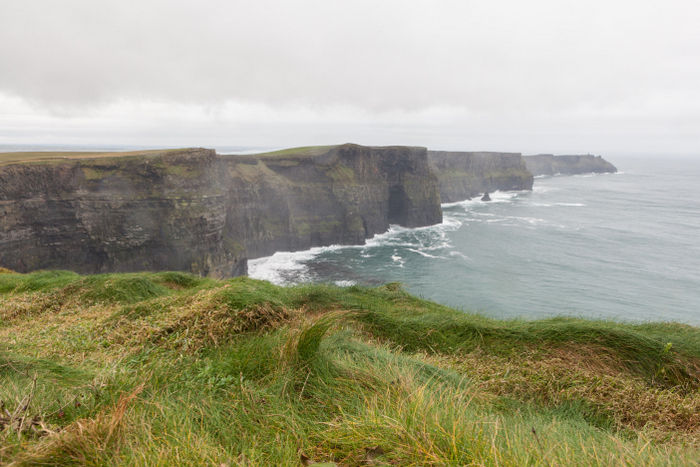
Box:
[427,151,533,203]
[523,154,617,176]
[0,144,442,277]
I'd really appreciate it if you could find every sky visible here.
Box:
[1,0,699,155]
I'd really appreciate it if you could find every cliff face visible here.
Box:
[524,154,617,176]
[427,151,534,203]
[0,144,442,277]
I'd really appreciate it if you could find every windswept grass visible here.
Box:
[254,146,336,159]
[0,149,193,166]
[2,270,700,465]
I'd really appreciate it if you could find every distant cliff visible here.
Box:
[524,154,617,176]
[0,144,442,277]
[427,151,533,203]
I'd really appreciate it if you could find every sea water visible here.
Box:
[3,146,697,324]
[250,156,700,325]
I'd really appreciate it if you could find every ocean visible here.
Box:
[250,156,700,325]
[3,145,697,324]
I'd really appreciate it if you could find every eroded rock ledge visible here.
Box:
[523,154,618,176]
[428,151,534,203]
[0,144,443,277]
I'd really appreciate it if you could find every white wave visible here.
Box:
[364,218,459,252]
[334,280,356,287]
[439,215,463,230]
[251,212,462,283]
[248,248,323,285]
[532,185,555,193]
[407,248,446,259]
[443,190,519,209]
[449,251,472,261]
[442,198,481,208]
[421,240,452,251]
[510,216,547,224]
[554,203,585,207]
[488,191,519,202]
[391,252,405,267]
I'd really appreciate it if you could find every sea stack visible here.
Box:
[481,191,491,201]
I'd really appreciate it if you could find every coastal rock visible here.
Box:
[523,154,617,176]
[0,144,442,277]
[427,151,533,203]
[481,191,491,201]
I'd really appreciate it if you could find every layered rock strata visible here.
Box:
[524,154,617,176]
[427,151,534,203]
[0,144,442,277]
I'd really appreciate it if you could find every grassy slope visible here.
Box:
[0,149,194,166]
[2,271,700,466]
[254,146,337,159]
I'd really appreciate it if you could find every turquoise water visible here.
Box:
[250,156,700,324]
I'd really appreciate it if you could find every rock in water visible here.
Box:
[481,191,491,201]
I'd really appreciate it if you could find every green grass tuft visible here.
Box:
[2,272,700,465]
[80,274,172,304]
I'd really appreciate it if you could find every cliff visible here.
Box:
[524,154,618,176]
[427,151,534,203]
[0,144,442,277]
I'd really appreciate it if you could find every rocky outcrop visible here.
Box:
[0,144,442,277]
[524,154,617,176]
[427,151,533,203]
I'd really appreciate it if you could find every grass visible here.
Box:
[254,146,337,159]
[0,149,193,166]
[2,271,700,465]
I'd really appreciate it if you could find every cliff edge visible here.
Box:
[524,154,617,176]
[427,151,533,203]
[0,144,442,277]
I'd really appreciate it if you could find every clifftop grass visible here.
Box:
[2,270,700,465]
[254,146,337,159]
[0,148,194,166]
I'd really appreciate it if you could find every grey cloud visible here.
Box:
[2,0,699,113]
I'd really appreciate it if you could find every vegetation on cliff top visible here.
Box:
[256,145,336,157]
[2,270,700,466]
[0,148,195,166]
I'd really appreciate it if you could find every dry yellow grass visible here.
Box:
[431,345,700,444]
[0,284,307,367]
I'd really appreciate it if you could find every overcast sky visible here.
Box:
[1,0,698,155]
